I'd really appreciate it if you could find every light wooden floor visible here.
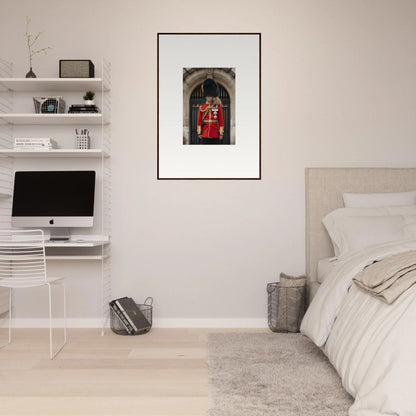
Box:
[0,328,262,416]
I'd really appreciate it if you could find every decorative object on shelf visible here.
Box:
[59,59,95,78]
[25,68,36,78]
[33,96,66,113]
[24,16,52,78]
[75,129,90,149]
[157,33,261,180]
[83,90,95,105]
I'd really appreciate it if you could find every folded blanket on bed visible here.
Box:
[353,250,416,303]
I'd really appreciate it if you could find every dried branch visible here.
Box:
[24,16,52,68]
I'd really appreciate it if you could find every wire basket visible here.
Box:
[267,275,306,333]
[33,96,66,114]
[110,297,153,335]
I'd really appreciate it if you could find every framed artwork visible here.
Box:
[157,33,261,180]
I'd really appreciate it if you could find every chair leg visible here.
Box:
[0,288,12,349]
[47,282,67,359]
[8,287,11,344]
[63,281,67,344]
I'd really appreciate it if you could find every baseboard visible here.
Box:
[153,318,268,328]
[0,318,103,328]
[0,318,268,329]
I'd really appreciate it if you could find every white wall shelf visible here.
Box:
[0,114,106,125]
[0,78,109,92]
[0,149,110,158]
[46,255,106,261]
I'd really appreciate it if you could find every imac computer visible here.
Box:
[12,170,96,240]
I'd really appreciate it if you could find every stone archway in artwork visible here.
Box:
[183,68,235,145]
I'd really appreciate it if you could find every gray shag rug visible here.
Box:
[208,333,353,416]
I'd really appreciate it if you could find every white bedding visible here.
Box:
[301,239,416,415]
[317,256,338,283]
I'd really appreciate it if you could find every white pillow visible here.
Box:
[327,216,406,256]
[322,206,416,256]
[343,191,416,208]
[323,206,416,226]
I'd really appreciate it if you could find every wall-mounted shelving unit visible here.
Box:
[0,58,112,331]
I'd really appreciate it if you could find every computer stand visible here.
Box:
[49,228,71,241]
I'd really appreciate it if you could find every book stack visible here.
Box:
[109,297,151,335]
[14,138,58,151]
[68,104,100,113]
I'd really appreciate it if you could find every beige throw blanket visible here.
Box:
[353,250,416,304]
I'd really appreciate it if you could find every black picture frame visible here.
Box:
[157,33,261,180]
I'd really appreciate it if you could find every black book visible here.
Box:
[68,107,100,113]
[109,300,134,334]
[114,297,151,334]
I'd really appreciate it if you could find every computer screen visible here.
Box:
[12,170,96,228]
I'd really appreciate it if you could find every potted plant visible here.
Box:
[83,91,95,105]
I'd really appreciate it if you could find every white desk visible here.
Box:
[45,241,107,248]
[44,236,109,260]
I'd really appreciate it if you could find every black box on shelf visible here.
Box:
[68,104,100,113]
[59,60,95,78]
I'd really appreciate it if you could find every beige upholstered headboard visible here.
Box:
[306,168,416,283]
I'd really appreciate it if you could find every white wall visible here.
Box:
[1,0,416,325]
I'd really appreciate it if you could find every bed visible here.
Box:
[301,167,416,416]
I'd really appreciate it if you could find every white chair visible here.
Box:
[0,229,66,359]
